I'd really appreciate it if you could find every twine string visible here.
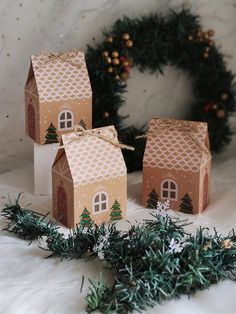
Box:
[39,49,81,69]
[136,120,210,155]
[59,125,135,151]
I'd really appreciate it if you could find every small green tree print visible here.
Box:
[79,119,87,129]
[146,189,159,209]
[44,122,59,144]
[80,207,93,227]
[110,199,122,221]
[179,193,194,214]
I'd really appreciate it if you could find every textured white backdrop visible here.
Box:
[1,1,236,313]
[0,0,236,173]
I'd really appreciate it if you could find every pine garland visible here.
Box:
[86,9,236,172]
[2,197,236,313]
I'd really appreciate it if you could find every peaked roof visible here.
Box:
[25,50,92,102]
[53,126,127,186]
[143,118,211,172]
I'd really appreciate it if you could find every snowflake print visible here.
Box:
[168,238,186,254]
[157,200,170,217]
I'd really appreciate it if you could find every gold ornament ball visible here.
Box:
[198,30,204,38]
[115,75,120,80]
[203,52,209,59]
[107,66,113,73]
[112,58,120,65]
[121,72,129,80]
[208,29,215,37]
[205,47,210,52]
[188,35,194,41]
[102,51,109,57]
[106,57,112,64]
[103,112,109,118]
[212,104,218,110]
[112,51,119,58]
[221,93,228,101]
[197,31,202,37]
[217,109,226,118]
[204,33,209,40]
[106,35,113,43]
[122,33,130,40]
[122,60,129,67]
[126,40,133,48]
[209,40,215,47]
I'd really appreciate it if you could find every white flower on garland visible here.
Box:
[93,232,110,260]
[168,238,187,254]
[157,200,171,217]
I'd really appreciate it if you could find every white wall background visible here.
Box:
[0,0,236,173]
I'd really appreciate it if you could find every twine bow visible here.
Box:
[137,120,210,155]
[59,125,135,151]
[40,49,81,69]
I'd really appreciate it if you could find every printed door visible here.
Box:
[28,104,36,140]
[203,172,209,210]
[57,186,67,226]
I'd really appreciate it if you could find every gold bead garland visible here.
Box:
[106,57,112,64]
[122,33,130,40]
[102,32,134,81]
[112,58,120,65]
[221,93,228,101]
[107,66,113,73]
[112,51,119,58]
[102,51,109,57]
[126,40,133,47]
[106,35,113,43]
[216,109,226,119]
[188,28,216,59]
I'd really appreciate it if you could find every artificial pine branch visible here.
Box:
[2,198,236,313]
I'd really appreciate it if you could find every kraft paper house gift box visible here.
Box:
[52,125,130,228]
[143,118,212,214]
[24,49,92,145]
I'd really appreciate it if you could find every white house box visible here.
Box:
[52,126,127,228]
[24,49,92,145]
[143,118,212,214]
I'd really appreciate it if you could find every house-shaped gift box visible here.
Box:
[52,125,127,228]
[25,50,92,145]
[143,118,212,214]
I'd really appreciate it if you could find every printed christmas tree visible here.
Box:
[110,199,122,221]
[79,119,87,129]
[179,193,194,214]
[44,122,59,144]
[146,189,159,209]
[80,207,93,227]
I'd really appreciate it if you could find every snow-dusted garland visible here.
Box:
[86,9,236,172]
[2,197,236,313]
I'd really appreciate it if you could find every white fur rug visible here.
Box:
[1,156,236,314]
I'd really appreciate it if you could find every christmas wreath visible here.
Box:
[86,9,236,172]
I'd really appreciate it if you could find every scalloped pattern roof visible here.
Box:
[143,118,211,172]
[30,50,92,102]
[60,126,126,186]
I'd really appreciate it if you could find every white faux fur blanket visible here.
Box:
[1,159,236,314]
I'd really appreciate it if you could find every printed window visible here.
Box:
[161,179,178,200]
[58,110,73,130]
[93,192,108,213]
